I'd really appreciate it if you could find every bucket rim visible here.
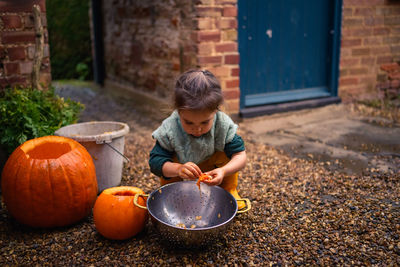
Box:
[54,121,129,143]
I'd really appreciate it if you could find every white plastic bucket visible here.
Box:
[55,121,129,193]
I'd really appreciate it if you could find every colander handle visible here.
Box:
[236,198,251,214]
[133,193,148,210]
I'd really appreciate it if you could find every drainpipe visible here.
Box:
[91,0,105,85]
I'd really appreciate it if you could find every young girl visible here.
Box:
[149,69,247,210]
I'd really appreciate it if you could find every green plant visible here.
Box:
[47,0,92,80]
[76,62,89,81]
[0,87,84,155]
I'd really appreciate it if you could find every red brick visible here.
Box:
[354,7,374,16]
[231,68,239,76]
[380,63,400,72]
[361,57,375,65]
[364,17,384,27]
[207,66,230,77]
[352,48,370,56]
[1,15,22,29]
[197,43,214,55]
[384,16,400,26]
[392,45,400,54]
[23,14,35,29]
[0,0,46,12]
[383,36,400,45]
[349,68,368,75]
[4,62,20,76]
[195,30,221,42]
[20,62,33,74]
[351,28,372,37]
[0,76,28,88]
[216,18,237,29]
[223,89,240,99]
[0,46,6,59]
[7,47,26,61]
[2,31,35,44]
[215,0,236,4]
[224,54,239,64]
[196,6,222,17]
[339,77,359,86]
[223,6,237,17]
[344,0,385,6]
[363,37,382,46]
[195,18,213,30]
[340,58,359,67]
[373,27,391,35]
[372,46,391,54]
[224,99,239,113]
[341,38,362,47]
[198,55,222,64]
[377,56,393,64]
[390,79,400,88]
[225,79,239,88]
[215,42,237,53]
[342,8,353,16]
[342,18,363,28]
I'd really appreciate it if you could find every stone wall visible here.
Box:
[339,0,400,102]
[0,0,51,90]
[102,0,197,100]
[101,0,240,113]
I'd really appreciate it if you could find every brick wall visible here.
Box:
[102,0,240,113]
[102,0,197,99]
[339,0,400,102]
[193,0,239,112]
[0,0,51,90]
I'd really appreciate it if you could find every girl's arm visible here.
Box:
[205,150,246,186]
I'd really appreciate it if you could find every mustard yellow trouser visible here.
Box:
[160,151,246,210]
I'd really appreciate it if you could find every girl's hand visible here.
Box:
[177,162,202,180]
[203,168,225,186]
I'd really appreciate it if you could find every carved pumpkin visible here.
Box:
[93,186,148,240]
[1,136,98,228]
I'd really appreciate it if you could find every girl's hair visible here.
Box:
[174,69,223,111]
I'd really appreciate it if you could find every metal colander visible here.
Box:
[136,181,240,247]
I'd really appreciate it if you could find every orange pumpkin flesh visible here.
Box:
[196,173,211,190]
[1,136,98,228]
[93,186,148,240]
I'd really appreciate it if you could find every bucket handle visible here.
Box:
[133,193,149,210]
[102,142,130,163]
[236,198,251,214]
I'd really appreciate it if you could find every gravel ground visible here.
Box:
[0,83,399,266]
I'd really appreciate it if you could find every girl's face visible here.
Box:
[178,109,216,137]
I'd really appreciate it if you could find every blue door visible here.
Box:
[238,0,342,109]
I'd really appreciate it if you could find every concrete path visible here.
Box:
[241,104,400,175]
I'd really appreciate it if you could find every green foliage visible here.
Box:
[46,0,93,80]
[76,62,90,81]
[0,87,84,155]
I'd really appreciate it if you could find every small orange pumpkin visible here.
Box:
[1,136,98,228]
[93,186,148,240]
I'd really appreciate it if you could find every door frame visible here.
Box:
[238,0,343,116]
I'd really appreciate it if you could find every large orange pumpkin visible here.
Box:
[1,135,98,228]
[93,186,148,240]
